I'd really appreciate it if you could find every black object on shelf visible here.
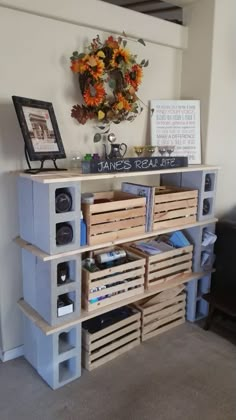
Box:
[56,223,73,245]
[57,262,70,285]
[204,174,212,192]
[83,306,135,334]
[203,198,210,215]
[81,156,188,174]
[55,189,72,213]
[57,294,74,309]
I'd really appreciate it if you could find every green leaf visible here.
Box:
[118,36,122,45]
[78,53,86,59]
[72,51,79,56]
[93,133,102,143]
[109,79,116,89]
[140,59,145,66]
[122,30,127,37]
[140,107,143,112]
[151,108,154,116]
[144,60,149,67]
[137,38,146,46]
[113,120,121,124]
[123,40,127,48]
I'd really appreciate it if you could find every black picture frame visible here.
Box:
[12,96,66,162]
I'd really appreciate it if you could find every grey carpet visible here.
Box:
[0,323,235,420]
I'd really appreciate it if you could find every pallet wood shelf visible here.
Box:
[14,218,218,261]
[18,165,220,184]
[18,270,211,335]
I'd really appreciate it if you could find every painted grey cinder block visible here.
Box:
[184,222,215,322]
[161,170,218,222]
[186,274,211,322]
[18,178,81,254]
[23,316,81,389]
[22,250,81,326]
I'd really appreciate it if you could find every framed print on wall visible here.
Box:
[150,100,201,164]
[12,96,66,162]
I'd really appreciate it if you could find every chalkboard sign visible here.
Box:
[81,156,188,174]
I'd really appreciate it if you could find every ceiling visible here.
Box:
[102,0,184,24]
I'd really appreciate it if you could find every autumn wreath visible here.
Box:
[70,34,148,127]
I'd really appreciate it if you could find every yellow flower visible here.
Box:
[114,93,132,111]
[97,51,105,58]
[98,110,105,120]
[111,48,130,68]
[87,55,104,80]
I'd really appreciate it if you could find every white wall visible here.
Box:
[0,1,184,353]
[181,0,236,216]
[205,0,236,216]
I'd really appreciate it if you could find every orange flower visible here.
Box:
[125,64,143,90]
[114,93,132,112]
[83,82,105,107]
[105,36,119,49]
[111,47,130,68]
[70,56,88,73]
[87,55,104,80]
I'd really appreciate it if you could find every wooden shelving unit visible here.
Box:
[18,164,220,184]
[15,218,218,261]
[18,270,211,336]
[16,164,219,388]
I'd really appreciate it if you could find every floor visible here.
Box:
[0,323,235,420]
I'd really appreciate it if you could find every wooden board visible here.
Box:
[18,165,221,184]
[14,218,218,261]
[17,270,211,335]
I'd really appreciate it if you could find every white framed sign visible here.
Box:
[150,100,201,164]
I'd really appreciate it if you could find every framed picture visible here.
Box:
[12,96,66,161]
[150,100,201,164]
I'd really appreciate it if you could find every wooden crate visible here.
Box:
[152,186,198,231]
[82,191,146,245]
[126,242,193,289]
[134,285,186,342]
[82,309,141,370]
[82,247,145,312]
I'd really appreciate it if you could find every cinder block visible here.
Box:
[186,274,211,322]
[18,178,81,254]
[23,316,81,389]
[22,250,81,325]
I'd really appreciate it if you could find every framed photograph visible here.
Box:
[150,100,201,164]
[12,96,66,161]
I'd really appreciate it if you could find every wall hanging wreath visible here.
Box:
[70,33,148,129]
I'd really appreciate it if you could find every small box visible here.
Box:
[82,191,146,245]
[82,246,145,311]
[82,307,141,370]
[126,241,193,289]
[151,186,198,231]
[134,286,186,341]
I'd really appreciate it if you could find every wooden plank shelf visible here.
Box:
[18,271,211,335]
[18,165,220,184]
[14,218,218,261]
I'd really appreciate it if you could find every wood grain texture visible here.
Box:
[17,271,210,335]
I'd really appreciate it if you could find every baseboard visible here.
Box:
[0,345,24,362]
